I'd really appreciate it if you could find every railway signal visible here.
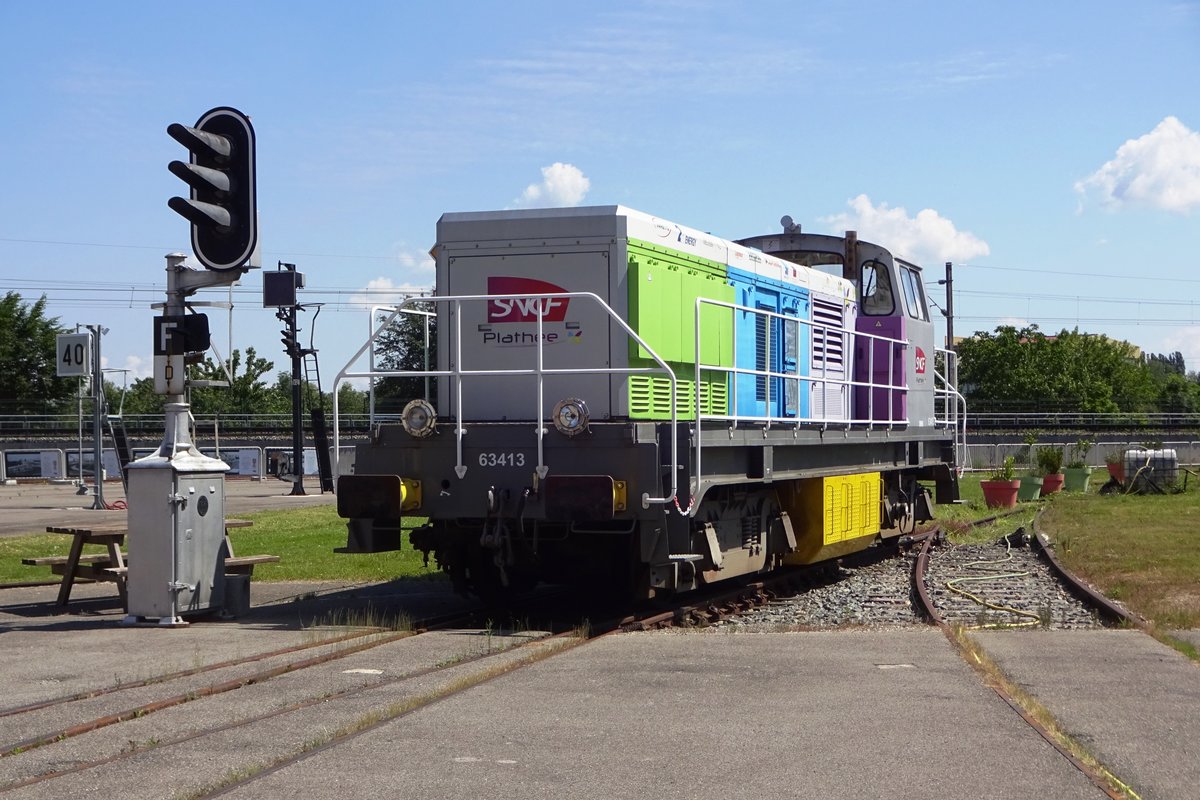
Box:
[279,316,299,358]
[167,107,257,271]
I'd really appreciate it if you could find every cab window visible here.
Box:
[861,260,895,316]
[898,264,928,321]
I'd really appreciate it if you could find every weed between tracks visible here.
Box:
[173,633,586,800]
[950,626,1141,800]
[304,606,413,634]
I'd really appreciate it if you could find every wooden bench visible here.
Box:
[21,553,123,568]
[102,556,280,578]
[223,554,281,576]
[37,527,128,608]
[221,523,280,579]
[33,518,277,611]
[24,553,130,585]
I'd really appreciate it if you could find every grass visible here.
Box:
[1039,486,1200,629]
[0,506,441,585]
[926,473,1040,542]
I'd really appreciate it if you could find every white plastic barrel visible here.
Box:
[1123,449,1179,489]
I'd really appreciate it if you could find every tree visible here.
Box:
[271,370,323,414]
[373,303,436,413]
[955,325,1054,411]
[186,348,283,415]
[106,376,161,416]
[0,292,76,413]
[956,325,1159,413]
[336,381,368,416]
[1146,351,1186,378]
[1156,372,1200,413]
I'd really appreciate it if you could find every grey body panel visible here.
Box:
[435,208,639,422]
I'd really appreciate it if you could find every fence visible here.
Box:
[965,440,1200,471]
[0,445,358,483]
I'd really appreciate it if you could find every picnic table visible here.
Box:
[24,519,277,610]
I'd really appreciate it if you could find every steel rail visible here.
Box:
[912,522,1129,800]
[201,599,723,799]
[0,600,495,757]
[0,624,542,794]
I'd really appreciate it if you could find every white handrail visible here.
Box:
[934,346,968,470]
[332,292,681,508]
[331,291,968,511]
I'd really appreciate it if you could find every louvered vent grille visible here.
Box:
[812,297,846,375]
[755,312,769,401]
[629,374,728,419]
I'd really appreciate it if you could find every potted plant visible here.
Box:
[1105,450,1126,484]
[1063,438,1093,492]
[1016,433,1043,502]
[980,456,1021,509]
[1017,470,1043,502]
[1036,445,1065,495]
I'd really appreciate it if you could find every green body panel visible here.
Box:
[628,364,729,418]
[626,239,734,419]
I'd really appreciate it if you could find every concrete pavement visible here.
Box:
[221,629,1108,800]
[974,629,1200,800]
[2,580,1199,797]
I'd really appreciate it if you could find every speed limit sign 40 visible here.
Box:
[56,333,92,377]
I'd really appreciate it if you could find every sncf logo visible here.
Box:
[487,277,570,323]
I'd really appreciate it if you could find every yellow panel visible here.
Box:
[780,473,881,564]
[399,478,422,512]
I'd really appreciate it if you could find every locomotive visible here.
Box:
[334,206,965,599]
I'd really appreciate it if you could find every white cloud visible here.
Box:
[392,245,436,284]
[818,194,990,266]
[514,163,591,208]
[122,355,151,381]
[100,354,151,382]
[1159,325,1200,374]
[346,247,435,310]
[348,276,431,311]
[996,316,1031,329]
[1075,116,1200,213]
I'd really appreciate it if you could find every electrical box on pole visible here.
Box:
[263,269,305,307]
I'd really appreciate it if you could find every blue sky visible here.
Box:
[2,1,1198,397]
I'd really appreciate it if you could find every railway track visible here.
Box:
[0,611,571,797]
[0,588,729,798]
[713,514,1136,631]
[705,520,1143,799]
[919,530,1106,629]
[0,514,1142,798]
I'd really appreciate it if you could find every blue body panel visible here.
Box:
[727,267,811,419]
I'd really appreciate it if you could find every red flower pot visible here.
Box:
[1106,462,1125,483]
[1040,473,1064,496]
[981,479,1021,509]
